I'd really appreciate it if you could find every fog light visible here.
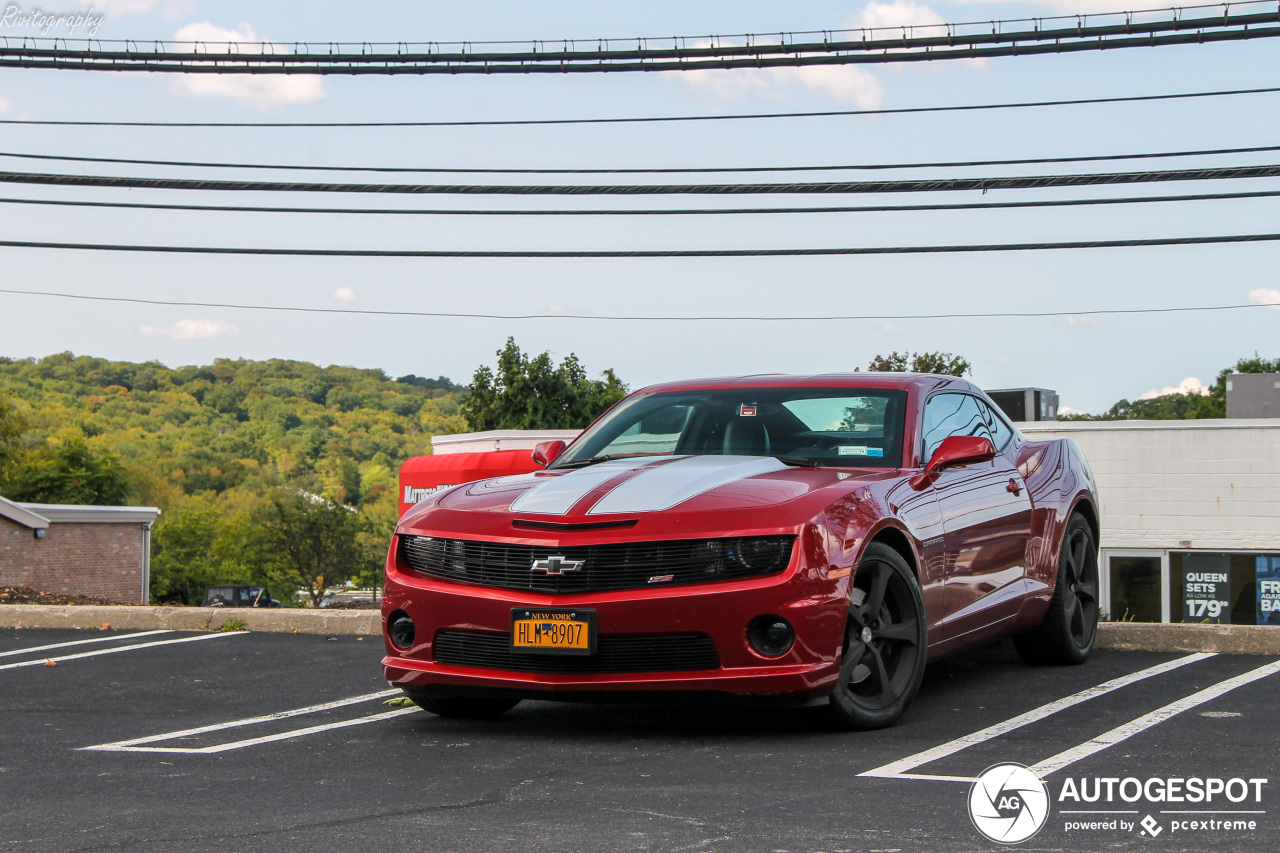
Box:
[748,615,794,657]
[388,611,415,650]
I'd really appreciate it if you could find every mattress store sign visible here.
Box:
[1183,555,1231,623]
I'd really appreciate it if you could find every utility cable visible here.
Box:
[6,233,1280,258]
[5,187,1280,217]
[1,287,1277,322]
[6,143,1280,175]
[2,7,1277,72]
[5,164,1280,195]
[4,85,1280,128]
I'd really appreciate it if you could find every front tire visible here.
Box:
[1014,513,1099,665]
[401,689,521,719]
[828,543,928,730]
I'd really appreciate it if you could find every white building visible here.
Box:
[1019,420,1280,626]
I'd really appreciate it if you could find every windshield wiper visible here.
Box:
[775,456,822,467]
[550,453,640,470]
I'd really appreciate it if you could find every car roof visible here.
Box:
[633,373,977,395]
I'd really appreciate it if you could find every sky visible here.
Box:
[1,0,1280,414]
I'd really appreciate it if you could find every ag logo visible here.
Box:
[968,763,1050,844]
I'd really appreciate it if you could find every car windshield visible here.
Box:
[552,387,907,468]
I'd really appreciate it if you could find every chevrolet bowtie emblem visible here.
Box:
[530,556,584,576]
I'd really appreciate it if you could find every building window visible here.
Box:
[1167,552,1280,625]
[1107,555,1163,623]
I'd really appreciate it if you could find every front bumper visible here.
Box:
[381,549,848,699]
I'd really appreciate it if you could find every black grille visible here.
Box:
[399,534,794,593]
[434,631,721,674]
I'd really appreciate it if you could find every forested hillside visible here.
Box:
[0,353,468,604]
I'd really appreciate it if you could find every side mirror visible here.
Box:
[926,435,996,473]
[531,440,566,467]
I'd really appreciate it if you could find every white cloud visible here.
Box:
[1248,288,1280,312]
[169,22,326,110]
[332,286,357,303]
[876,323,897,333]
[0,97,10,114]
[852,0,945,30]
[1058,405,1083,416]
[1066,315,1101,328]
[1136,376,1209,401]
[139,319,240,340]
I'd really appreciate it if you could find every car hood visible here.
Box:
[421,455,893,520]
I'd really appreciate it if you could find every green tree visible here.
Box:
[868,351,971,377]
[0,393,26,488]
[1069,353,1280,420]
[461,338,628,430]
[5,439,131,505]
[262,494,381,607]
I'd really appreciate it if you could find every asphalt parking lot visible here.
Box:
[0,627,1276,853]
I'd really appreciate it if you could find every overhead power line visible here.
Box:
[6,233,1280,258]
[6,188,1280,217]
[2,286,1278,323]
[2,5,1277,72]
[5,164,1280,195]
[6,143,1280,175]
[5,85,1280,128]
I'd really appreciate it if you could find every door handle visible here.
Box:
[1006,478,1022,496]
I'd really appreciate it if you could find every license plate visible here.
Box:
[510,608,596,656]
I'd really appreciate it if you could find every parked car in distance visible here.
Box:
[382,373,1100,729]
[202,585,282,608]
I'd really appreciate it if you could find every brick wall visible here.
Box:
[0,516,146,604]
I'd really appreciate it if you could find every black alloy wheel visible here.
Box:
[1014,513,1099,665]
[828,542,928,730]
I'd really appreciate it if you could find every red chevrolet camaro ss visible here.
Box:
[382,373,1100,729]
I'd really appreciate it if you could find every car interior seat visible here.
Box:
[722,418,771,456]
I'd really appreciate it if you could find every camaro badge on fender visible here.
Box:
[530,556,584,576]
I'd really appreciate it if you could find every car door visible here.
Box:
[921,392,1033,641]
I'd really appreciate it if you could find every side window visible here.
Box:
[975,397,1013,451]
[921,393,991,464]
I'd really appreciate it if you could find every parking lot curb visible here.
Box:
[1097,621,1280,655]
[0,605,381,635]
[0,606,1276,651]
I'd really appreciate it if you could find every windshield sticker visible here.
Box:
[839,446,884,457]
[739,404,757,417]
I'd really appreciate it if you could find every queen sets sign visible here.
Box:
[1259,556,1280,626]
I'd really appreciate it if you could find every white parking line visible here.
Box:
[1030,658,1280,777]
[0,631,244,671]
[82,689,414,754]
[0,630,172,659]
[859,652,1214,783]
[82,689,401,749]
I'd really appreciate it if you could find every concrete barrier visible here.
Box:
[0,606,1277,653]
[1096,621,1280,655]
[0,605,381,636]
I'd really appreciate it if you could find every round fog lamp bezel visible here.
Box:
[388,611,416,651]
[747,615,795,658]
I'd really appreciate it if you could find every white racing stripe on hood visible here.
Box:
[587,455,788,515]
[509,457,657,515]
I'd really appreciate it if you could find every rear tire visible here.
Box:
[402,689,521,719]
[1014,513,1098,665]
[827,543,928,730]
